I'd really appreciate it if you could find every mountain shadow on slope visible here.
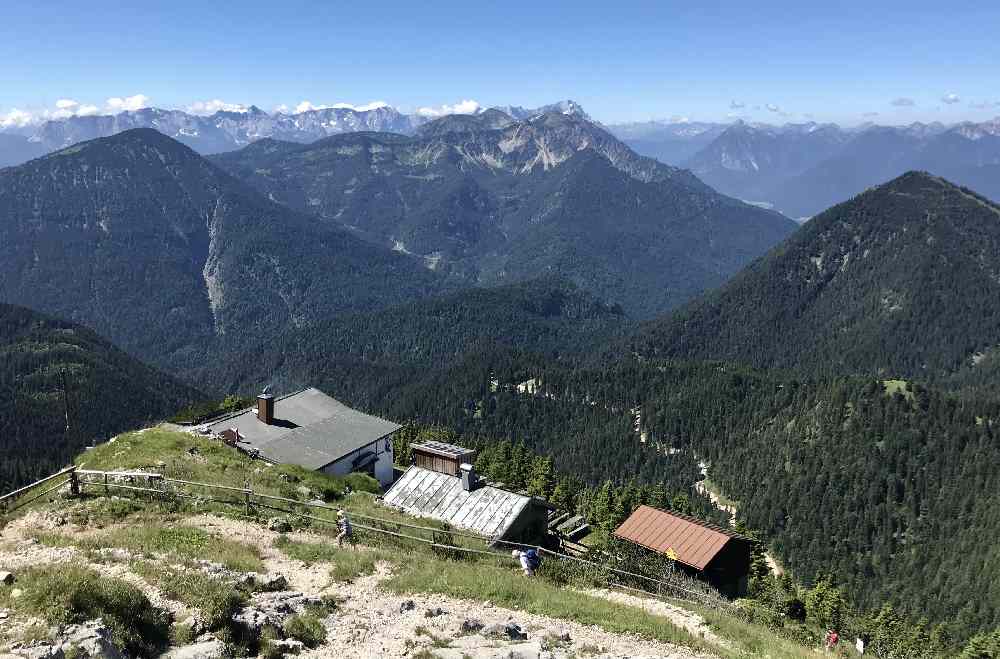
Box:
[0,304,203,492]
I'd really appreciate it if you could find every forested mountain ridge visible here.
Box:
[353,348,1000,642]
[0,303,203,492]
[209,277,628,400]
[212,111,797,318]
[636,171,1000,383]
[0,128,451,376]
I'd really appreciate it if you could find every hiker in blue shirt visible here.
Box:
[511,548,541,576]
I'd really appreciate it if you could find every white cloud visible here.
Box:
[331,101,390,112]
[765,103,781,113]
[76,104,99,116]
[55,99,79,110]
[186,99,248,115]
[274,104,290,114]
[941,93,960,105]
[105,94,150,113]
[0,108,34,128]
[415,99,481,118]
[292,100,391,114]
[669,115,690,124]
[729,100,745,110]
[294,100,326,113]
[891,97,916,107]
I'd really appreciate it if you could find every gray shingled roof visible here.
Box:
[382,465,532,540]
[206,388,401,469]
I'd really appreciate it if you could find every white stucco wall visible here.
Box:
[319,434,395,489]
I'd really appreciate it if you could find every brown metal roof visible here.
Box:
[614,505,746,570]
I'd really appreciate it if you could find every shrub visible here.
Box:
[284,613,327,648]
[12,565,170,657]
[134,563,246,631]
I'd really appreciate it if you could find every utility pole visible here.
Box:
[60,368,71,436]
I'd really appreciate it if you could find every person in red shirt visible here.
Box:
[825,629,840,651]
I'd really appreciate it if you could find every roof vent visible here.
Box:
[460,463,478,492]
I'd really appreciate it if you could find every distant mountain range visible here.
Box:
[211,110,795,318]
[0,100,592,164]
[610,117,1000,217]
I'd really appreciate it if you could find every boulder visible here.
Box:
[399,599,416,613]
[544,627,571,643]
[17,646,64,659]
[58,620,122,659]
[250,591,322,616]
[267,639,305,655]
[258,573,288,592]
[231,606,278,633]
[268,517,293,533]
[164,636,226,659]
[460,618,484,633]
[424,607,446,618]
[0,572,14,586]
[481,622,527,641]
[10,588,23,599]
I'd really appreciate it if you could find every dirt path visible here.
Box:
[694,466,783,577]
[582,589,728,650]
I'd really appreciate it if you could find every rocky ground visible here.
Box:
[0,511,718,659]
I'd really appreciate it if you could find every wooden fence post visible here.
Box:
[104,472,109,496]
[244,480,252,516]
[69,467,80,496]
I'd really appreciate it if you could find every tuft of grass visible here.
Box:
[283,612,327,648]
[414,625,452,648]
[385,555,715,653]
[33,524,263,572]
[132,562,246,631]
[170,622,196,646]
[272,536,392,582]
[4,564,170,657]
[685,601,816,659]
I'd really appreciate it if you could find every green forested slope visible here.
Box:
[0,129,451,377]
[210,278,628,402]
[336,350,1000,642]
[638,172,1000,383]
[0,304,202,492]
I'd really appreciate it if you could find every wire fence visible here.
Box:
[1,465,758,618]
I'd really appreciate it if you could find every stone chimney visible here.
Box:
[460,463,478,492]
[257,391,275,425]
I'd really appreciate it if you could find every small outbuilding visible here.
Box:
[207,388,401,488]
[614,505,752,597]
[383,440,552,544]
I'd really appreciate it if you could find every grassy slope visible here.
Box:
[3,428,819,658]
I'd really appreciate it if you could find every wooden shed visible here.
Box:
[614,505,752,598]
[410,441,477,477]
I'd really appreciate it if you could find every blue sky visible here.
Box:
[1,0,998,126]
